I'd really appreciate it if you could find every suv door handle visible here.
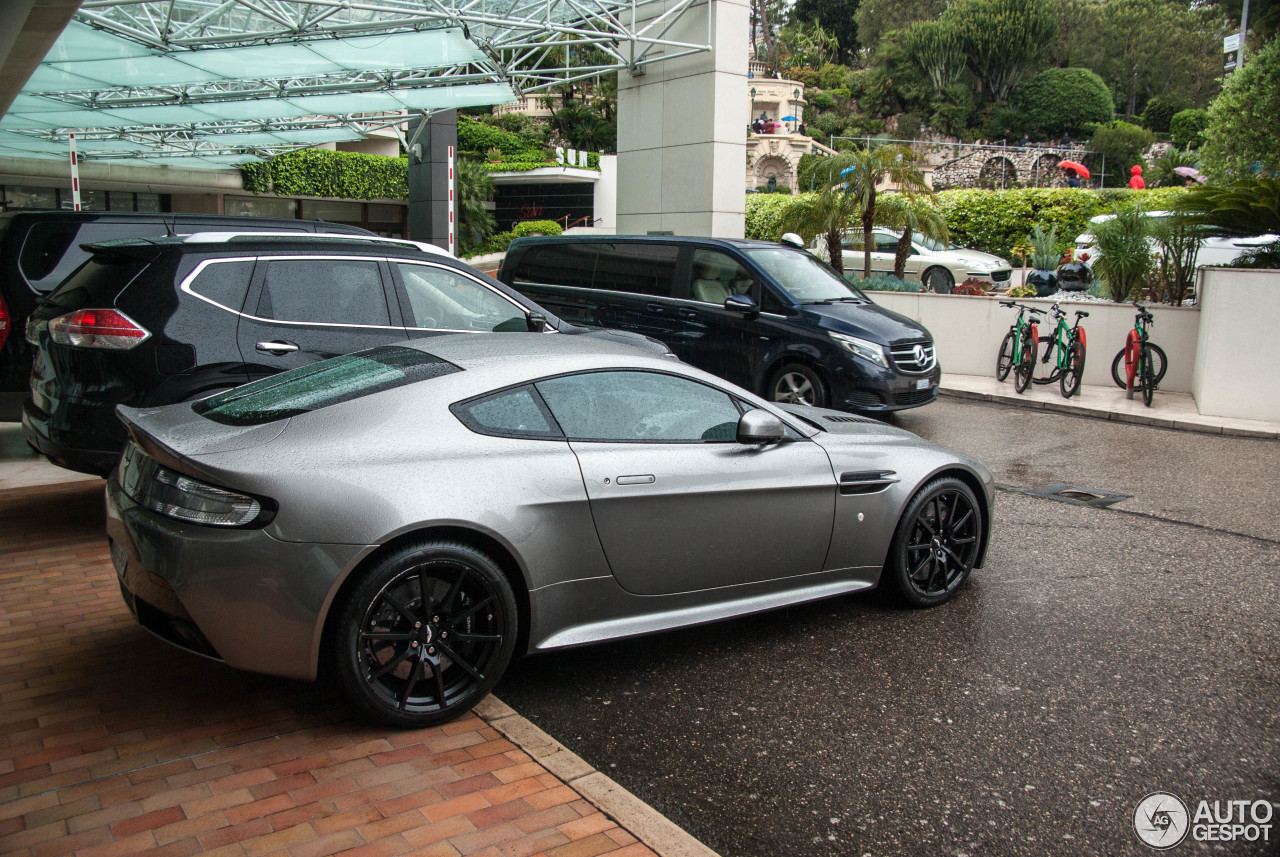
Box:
[256,340,299,354]
[677,308,698,319]
[645,303,665,313]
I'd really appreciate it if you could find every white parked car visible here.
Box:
[1073,211,1278,268]
[811,228,1013,293]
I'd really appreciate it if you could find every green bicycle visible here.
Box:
[997,301,1045,394]
[1111,302,1168,406]
[1030,303,1089,398]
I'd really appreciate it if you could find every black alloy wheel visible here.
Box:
[995,331,1016,381]
[769,363,827,408]
[335,541,517,727]
[1013,336,1036,394]
[1061,342,1085,398]
[887,477,982,607]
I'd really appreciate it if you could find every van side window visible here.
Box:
[594,244,679,297]
[511,245,597,289]
[690,250,757,305]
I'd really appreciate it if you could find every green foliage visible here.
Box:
[1015,68,1114,137]
[1140,96,1185,133]
[811,92,836,111]
[946,0,1058,103]
[984,106,1031,140]
[817,63,851,90]
[1146,148,1200,188]
[512,220,563,237]
[1170,109,1209,151]
[457,117,547,162]
[1092,206,1152,301]
[846,274,922,292]
[1200,37,1280,180]
[1172,177,1280,236]
[463,219,565,259]
[854,0,947,51]
[791,0,861,63]
[745,193,799,239]
[930,84,975,136]
[1027,223,1060,268]
[905,19,966,92]
[240,149,409,200]
[755,185,795,194]
[456,158,496,256]
[1088,121,1155,187]
[936,187,1102,258]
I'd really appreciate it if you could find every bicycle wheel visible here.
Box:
[996,330,1016,381]
[1110,343,1168,390]
[1013,336,1036,394]
[1032,335,1059,385]
[1141,343,1155,406]
[1060,342,1085,398]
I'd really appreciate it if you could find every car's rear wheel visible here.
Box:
[769,363,827,408]
[885,477,982,607]
[334,540,516,727]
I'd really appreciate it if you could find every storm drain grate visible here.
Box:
[1027,482,1131,508]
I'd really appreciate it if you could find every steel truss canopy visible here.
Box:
[0,0,709,167]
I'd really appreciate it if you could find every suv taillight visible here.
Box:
[0,296,9,351]
[48,309,150,350]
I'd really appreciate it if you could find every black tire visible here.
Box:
[1013,336,1036,394]
[769,363,827,408]
[1110,343,1167,390]
[995,330,1016,381]
[1141,343,1156,406]
[1031,334,1060,385]
[886,477,982,607]
[1060,342,1085,398]
[333,540,517,728]
[923,266,954,294]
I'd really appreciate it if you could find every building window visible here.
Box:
[225,196,298,218]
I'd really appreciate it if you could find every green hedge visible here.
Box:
[744,193,799,240]
[458,118,546,161]
[1015,68,1114,137]
[241,149,408,199]
[462,219,564,259]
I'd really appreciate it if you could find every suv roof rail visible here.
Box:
[182,232,451,257]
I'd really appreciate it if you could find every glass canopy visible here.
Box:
[0,0,710,167]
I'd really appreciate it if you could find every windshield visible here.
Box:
[745,247,869,303]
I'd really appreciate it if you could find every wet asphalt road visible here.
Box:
[496,398,1280,857]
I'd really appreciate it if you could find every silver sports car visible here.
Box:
[105,334,993,727]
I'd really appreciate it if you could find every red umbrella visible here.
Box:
[1058,160,1091,179]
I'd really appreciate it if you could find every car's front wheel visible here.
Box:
[885,477,982,607]
[334,540,517,727]
[923,266,954,294]
[769,363,827,408]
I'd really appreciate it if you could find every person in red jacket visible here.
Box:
[1129,165,1146,189]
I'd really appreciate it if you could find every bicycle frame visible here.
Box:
[1124,312,1149,388]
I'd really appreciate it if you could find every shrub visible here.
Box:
[846,274,921,292]
[1200,36,1280,180]
[1141,96,1185,134]
[745,193,799,240]
[512,220,563,237]
[955,277,991,295]
[1016,68,1114,138]
[1027,224,1059,269]
[457,117,547,162]
[817,63,849,90]
[1170,109,1209,151]
[811,92,836,111]
[1092,207,1152,301]
[1088,121,1155,187]
[241,149,408,199]
[936,187,1102,260]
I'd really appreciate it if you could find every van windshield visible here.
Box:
[745,248,870,303]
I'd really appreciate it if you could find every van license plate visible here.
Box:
[916,379,931,390]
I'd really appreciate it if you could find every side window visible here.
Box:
[840,232,864,252]
[396,263,526,332]
[535,371,741,442]
[451,386,561,439]
[256,259,390,326]
[593,244,679,297]
[185,261,254,312]
[510,245,597,289]
[874,234,899,253]
[690,250,758,304]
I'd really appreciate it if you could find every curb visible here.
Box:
[474,696,721,857]
[938,387,1280,440]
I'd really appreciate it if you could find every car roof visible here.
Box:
[84,233,453,258]
[510,234,784,251]
[397,332,674,373]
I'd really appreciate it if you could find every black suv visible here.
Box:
[0,210,373,421]
[498,235,940,413]
[23,232,666,475]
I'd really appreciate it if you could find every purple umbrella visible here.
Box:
[1174,166,1205,183]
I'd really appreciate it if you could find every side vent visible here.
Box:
[824,414,879,425]
[839,470,899,495]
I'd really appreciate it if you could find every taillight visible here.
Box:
[48,309,149,350]
[0,296,9,350]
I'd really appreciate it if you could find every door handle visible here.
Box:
[615,474,655,485]
[677,308,698,319]
[645,303,665,313]
[256,340,299,354]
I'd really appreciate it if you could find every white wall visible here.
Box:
[593,154,617,231]
[870,293,1201,394]
[1192,269,1280,422]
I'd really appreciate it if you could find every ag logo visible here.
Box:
[1134,792,1190,849]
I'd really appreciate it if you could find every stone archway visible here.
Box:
[1030,154,1064,187]
[754,155,793,191]
[978,157,1018,189]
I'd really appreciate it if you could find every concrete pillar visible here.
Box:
[616,0,749,238]
[407,111,457,253]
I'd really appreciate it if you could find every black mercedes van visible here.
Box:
[497,235,940,412]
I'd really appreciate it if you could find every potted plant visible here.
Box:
[1026,224,1060,297]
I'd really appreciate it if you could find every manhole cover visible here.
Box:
[1027,482,1131,508]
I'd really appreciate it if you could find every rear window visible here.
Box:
[194,345,459,426]
[20,221,170,292]
[40,254,150,313]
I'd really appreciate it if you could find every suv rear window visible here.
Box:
[194,345,459,426]
[41,254,150,312]
[20,221,171,292]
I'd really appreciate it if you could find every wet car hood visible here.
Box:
[798,299,932,345]
[927,247,1009,269]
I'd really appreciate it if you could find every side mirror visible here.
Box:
[780,232,805,249]
[526,311,548,332]
[737,408,786,444]
[724,293,759,316]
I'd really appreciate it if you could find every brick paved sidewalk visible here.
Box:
[0,480,667,857]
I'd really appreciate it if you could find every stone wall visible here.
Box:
[930,143,1092,190]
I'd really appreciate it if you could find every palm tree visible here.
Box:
[456,158,497,256]
[1172,177,1280,267]
[874,194,949,279]
[1146,148,1200,188]
[828,145,931,278]
[784,163,864,275]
